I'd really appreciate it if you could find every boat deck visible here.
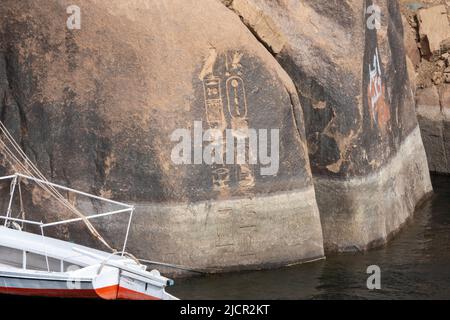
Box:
[0,263,17,271]
[0,226,123,268]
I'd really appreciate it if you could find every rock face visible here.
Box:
[401,15,419,92]
[401,2,450,176]
[224,0,432,252]
[0,0,324,271]
[417,5,450,55]
[0,0,434,271]
[416,85,450,174]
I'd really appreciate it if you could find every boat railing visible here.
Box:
[0,173,135,266]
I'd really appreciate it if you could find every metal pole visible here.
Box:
[40,225,50,272]
[121,208,134,256]
[4,174,18,226]
[0,175,17,181]
[0,216,44,226]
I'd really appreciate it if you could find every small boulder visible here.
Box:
[418,5,450,55]
[433,71,444,84]
[437,60,446,69]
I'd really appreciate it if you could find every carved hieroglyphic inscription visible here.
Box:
[201,48,231,196]
[225,52,255,194]
[226,76,248,119]
[204,77,225,126]
[200,49,255,195]
[213,204,257,257]
[215,207,234,247]
[200,49,257,253]
[237,204,256,258]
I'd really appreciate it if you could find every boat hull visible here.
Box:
[0,227,177,300]
[0,272,164,300]
[0,273,98,298]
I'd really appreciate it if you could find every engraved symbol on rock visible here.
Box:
[204,77,225,127]
[238,204,256,258]
[225,52,254,193]
[199,49,255,195]
[226,76,248,119]
[201,47,226,128]
[201,48,230,194]
[215,207,234,247]
[212,167,231,192]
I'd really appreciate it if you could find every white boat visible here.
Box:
[0,173,178,300]
[0,175,179,300]
[0,225,177,300]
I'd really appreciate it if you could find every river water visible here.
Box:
[169,175,450,300]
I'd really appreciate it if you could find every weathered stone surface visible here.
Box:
[417,85,440,108]
[315,126,431,251]
[416,85,450,174]
[401,14,420,93]
[417,5,450,54]
[225,0,432,252]
[402,15,421,67]
[445,72,450,83]
[0,0,324,271]
[442,37,450,51]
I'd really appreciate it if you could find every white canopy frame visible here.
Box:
[0,172,135,259]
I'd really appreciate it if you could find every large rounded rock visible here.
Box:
[225,0,432,252]
[0,0,324,271]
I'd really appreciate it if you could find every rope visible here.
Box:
[138,258,206,274]
[0,121,116,252]
[0,123,87,213]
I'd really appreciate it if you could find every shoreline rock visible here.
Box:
[316,126,432,252]
[225,0,432,253]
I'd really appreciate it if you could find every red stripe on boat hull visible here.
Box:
[117,286,159,300]
[0,285,160,300]
[95,284,160,300]
[0,286,99,298]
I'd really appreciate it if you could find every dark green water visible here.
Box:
[169,175,450,300]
